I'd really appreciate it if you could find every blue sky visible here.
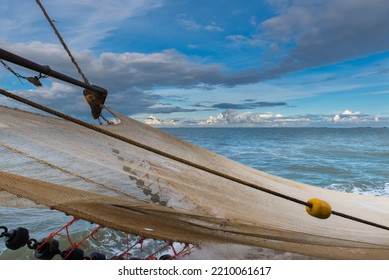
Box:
[1,0,389,126]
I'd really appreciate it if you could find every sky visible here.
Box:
[0,0,389,127]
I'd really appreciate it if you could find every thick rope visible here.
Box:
[1,88,389,232]
[35,0,90,86]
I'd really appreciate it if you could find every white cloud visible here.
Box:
[1,0,163,49]
[332,109,380,124]
[144,115,161,125]
[332,114,341,122]
[226,34,262,47]
[176,15,224,33]
[199,109,285,126]
[187,109,386,127]
[176,18,202,31]
[205,24,224,32]
[16,82,77,100]
[341,109,360,116]
[144,115,177,126]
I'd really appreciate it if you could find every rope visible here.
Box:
[1,87,389,232]
[35,217,78,252]
[0,219,186,260]
[62,225,102,259]
[35,1,108,121]
[35,0,90,86]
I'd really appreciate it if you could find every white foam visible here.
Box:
[384,183,389,195]
[184,243,313,260]
[351,183,389,197]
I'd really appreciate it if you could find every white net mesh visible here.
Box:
[1,106,389,259]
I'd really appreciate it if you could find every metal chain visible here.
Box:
[1,59,48,86]
[0,226,8,238]
[1,59,28,82]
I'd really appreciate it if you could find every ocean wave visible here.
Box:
[328,181,389,197]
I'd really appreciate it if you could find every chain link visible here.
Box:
[0,226,8,238]
[0,59,48,86]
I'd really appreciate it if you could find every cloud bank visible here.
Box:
[255,0,389,78]
[182,109,384,127]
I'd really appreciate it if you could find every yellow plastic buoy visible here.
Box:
[306,198,332,219]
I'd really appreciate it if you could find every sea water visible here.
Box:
[163,127,389,196]
[1,127,388,259]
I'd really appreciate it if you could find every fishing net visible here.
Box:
[1,105,389,259]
